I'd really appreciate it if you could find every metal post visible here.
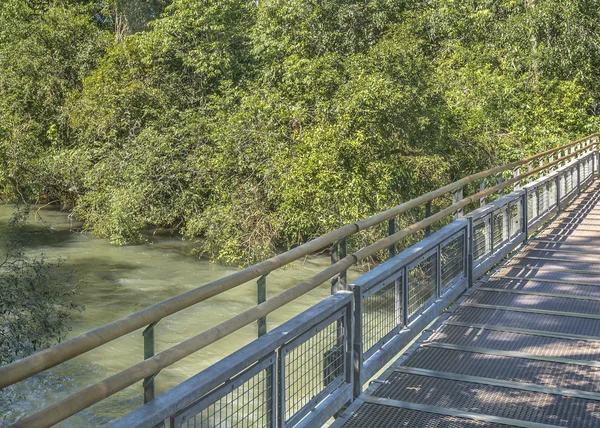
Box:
[425,202,432,237]
[388,217,396,258]
[453,187,463,219]
[402,267,409,326]
[555,174,561,212]
[352,285,363,398]
[480,180,486,206]
[549,154,554,171]
[596,143,600,179]
[330,242,338,294]
[497,173,503,196]
[513,168,521,191]
[142,322,158,403]
[577,155,581,195]
[339,238,347,290]
[522,191,529,242]
[257,275,267,337]
[467,217,474,287]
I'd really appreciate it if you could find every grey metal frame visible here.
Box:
[109,292,354,428]
[111,140,600,428]
[350,219,470,394]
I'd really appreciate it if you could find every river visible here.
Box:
[0,205,357,426]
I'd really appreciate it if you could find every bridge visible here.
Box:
[2,133,600,427]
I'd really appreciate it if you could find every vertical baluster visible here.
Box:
[513,167,521,191]
[453,187,463,219]
[479,180,486,206]
[388,217,396,258]
[330,242,339,294]
[425,201,432,237]
[339,237,347,290]
[497,173,503,196]
[142,322,158,403]
[257,275,267,337]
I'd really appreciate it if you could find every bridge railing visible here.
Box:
[4,133,600,428]
[349,137,599,398]
[109,134,600,428]
[109,292,354,428]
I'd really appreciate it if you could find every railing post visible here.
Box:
[497,173,503,196]
[513,168,521,191]
[142,322,158,403]
[330,242,339,294]
[425,201,432,237]
[467,217,474,287]
[388,217,396,258]
[453,187,463,219]
[480,180,486,206]
[522,191,529,242]
[402,267,409,326]
[577,154,582,195]
[352,284,363,399]
[339,237,347,290]
[555,173,561,212]
[596,141,600,179]
[330,239,348,293]
[257,275,267,337]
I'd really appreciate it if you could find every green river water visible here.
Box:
[0,205,357,426]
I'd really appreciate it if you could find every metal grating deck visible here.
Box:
[336,184,600,427]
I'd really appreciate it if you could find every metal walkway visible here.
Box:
[334,183,600,427]
[5,135,600,428]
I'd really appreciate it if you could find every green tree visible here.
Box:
[0,206,82,365]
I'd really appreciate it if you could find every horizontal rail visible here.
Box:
[5,133,599,427]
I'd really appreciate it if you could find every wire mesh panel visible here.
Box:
[440,231,466,293]
[473,218,490,261]
[407,250,438,320]
[509,201,521,238]
[492,208,508,250]
[527,189,538,224]
[548,179,557,209]
[362,279,402,358]
[537,182,548,215]
[566,167,575,195]
[279,309,348,427]
[171,355,276,428]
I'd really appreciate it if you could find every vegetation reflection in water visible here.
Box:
[0,205,357,426]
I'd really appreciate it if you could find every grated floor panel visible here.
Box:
[373,372,600,427]
[403,346,600,392]
[430,324,600,361]
[339,403,509,427]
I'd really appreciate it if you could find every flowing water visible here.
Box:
[0,205,358,426]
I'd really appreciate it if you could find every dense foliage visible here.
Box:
[1,0,599,264]
[0,206,81,365]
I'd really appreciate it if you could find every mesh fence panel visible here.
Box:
[509,202,521,237]
[362,281,400,354]
[407,252,438,317]
[527,190,537,222]
[548,180,557,209]
[473,220,489,261]
[283,316,345,424]
[492,209,507,249]
[441,233,464,292]
[176,365,274,428]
